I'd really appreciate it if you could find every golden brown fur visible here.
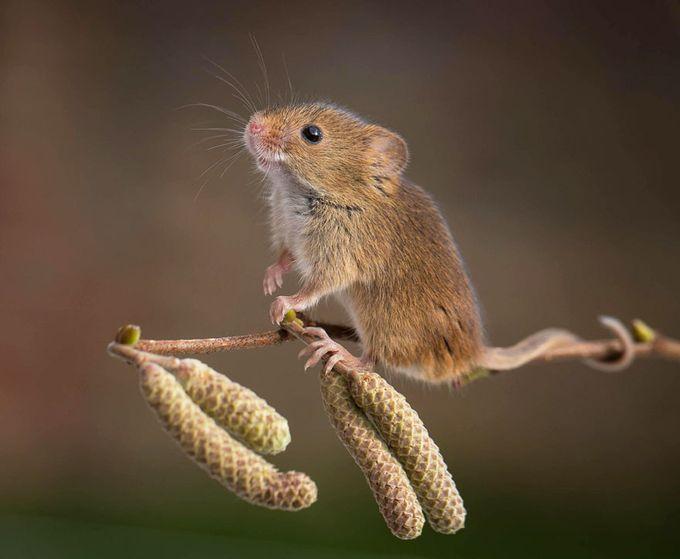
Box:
[244,102,633,382]
[246,103,483,382]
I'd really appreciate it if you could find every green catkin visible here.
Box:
[319,367,425,539]
[140,362,316,511]
[346,370,466,534]
[172,358,291,454]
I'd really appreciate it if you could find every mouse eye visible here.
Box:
[301,124,323,144]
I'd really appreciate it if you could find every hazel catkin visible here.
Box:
[319,367,425,539]
[171,358,291,454]
[346,370,466,534]
[140,362,316,511]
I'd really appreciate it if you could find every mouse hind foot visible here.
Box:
[298,326,372,373]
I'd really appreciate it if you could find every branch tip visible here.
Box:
[115,324,141,346]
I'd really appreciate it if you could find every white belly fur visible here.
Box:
[267,174,313,278]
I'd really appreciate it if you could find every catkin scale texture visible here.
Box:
[173,359,291,454]
[319,368,425,539]
[140,362,316,511]
[347,370,466,534]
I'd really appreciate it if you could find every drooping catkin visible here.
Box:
[319,367,425,539]
[346,370,466,534]
[171,358,291,454]
[140,362,317,511]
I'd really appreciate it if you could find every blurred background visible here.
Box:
[2,0,679,557]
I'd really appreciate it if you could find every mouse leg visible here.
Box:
[269,277,335,324]
[269,293,310,324]
[270,273,356,326]
[263,249,294,296]
[298,326,373,373]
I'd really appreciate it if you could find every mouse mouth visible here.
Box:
[246,136,287,171]
[252,148,286,171]
[259,151,286,165]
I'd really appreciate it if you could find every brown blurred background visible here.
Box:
[1,1,679,557]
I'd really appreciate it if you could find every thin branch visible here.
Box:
[135,330,291,355]
[117,316,679,384]
[533,337,680,363]
[133,317,358,355]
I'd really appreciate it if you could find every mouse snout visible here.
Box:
[245,114,288,168]
[248,120,264,135]
[245,116,268,154]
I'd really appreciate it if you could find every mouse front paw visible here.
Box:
[269,296,292,324]
[263,263,285,296]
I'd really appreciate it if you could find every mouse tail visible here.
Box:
[476,316,635,372]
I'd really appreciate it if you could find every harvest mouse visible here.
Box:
[243,102,632,383]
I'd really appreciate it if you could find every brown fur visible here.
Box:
[246,103,485,382]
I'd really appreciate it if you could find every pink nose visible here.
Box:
[249,121,263,135]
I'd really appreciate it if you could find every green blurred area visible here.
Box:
[3,483,679,558]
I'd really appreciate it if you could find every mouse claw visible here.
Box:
[269,296,290,324]
[304,345,332,370]
[323,352,345,374]
[263,264,284,296]
[298,340,325,360]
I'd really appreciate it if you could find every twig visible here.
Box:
[125,317,679,378]
[134,317,357,355]
[135,330,291,355]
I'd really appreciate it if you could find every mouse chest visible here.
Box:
[267,185,314,261]
[266,179,362,283]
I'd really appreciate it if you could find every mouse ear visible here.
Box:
[368,126,409,176]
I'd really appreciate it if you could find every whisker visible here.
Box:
[254,82,264,108]
[193,150,243,202]
[202,55,258,113]
[281,52,294,104]
[191,127,244,134]
[250,34,270,108]
[195,152,230,183]
[178,102,247,124]
[218,150,244,178]
[186,133,234,152]
[203,69,257,115]
[205,140,246,152]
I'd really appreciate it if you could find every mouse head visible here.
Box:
[244,103,408,199]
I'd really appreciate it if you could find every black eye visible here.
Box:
[301,124,323,144]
